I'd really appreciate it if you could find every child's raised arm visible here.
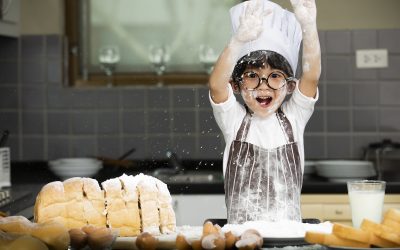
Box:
[209,0,270,104]
[290,0,321,98]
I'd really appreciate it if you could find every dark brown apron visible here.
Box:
[225,107,302,224]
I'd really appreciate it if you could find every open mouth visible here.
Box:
[256,96,273,107]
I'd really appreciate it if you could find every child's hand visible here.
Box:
[233,0,272,43]
[290,0,317,28]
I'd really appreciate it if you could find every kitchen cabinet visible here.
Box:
[172,194,400,226]
[301,194,400,225]
[172,194,226,226]
[0,0,20,37]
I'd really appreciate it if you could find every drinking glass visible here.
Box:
[198,45,218,74]
[98,45,120,87]
[148,45,170,86]
[347,180,386,228]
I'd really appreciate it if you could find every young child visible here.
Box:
[209,0,321,224]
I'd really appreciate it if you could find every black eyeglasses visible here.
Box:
[240,71,297,91]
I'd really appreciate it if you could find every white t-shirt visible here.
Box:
[210,83,319,175]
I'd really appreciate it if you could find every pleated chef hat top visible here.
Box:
[230,0,302,74]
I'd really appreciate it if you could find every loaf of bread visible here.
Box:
[34,173,176,237]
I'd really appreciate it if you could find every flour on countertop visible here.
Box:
[221,220,333,238]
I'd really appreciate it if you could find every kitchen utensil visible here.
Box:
[0,147,10,188]
[96,147,136,168]
[315,160,376,182]
[48,158,102,180]
[364,139,400,180]
[0,130,9,147]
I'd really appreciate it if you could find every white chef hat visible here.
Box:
[230,0,302,74]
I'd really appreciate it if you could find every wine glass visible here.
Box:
[148,45,170,86]
[98,45,120,87]
[198,45,218,75]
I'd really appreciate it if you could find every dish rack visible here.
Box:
[0,147,10,189]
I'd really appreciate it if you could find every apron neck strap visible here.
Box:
[235,105,252,141]
[235,106,296,143]
[276,107,295,144]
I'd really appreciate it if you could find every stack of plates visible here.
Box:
[314,160,376,182]
[49,158,102,180]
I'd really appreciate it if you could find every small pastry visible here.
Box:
[69,228,88,249]
[136,232,157,250]
[87,226,116,250]
[201,233,225,250]
[224,231,239,250]
[235,229,263,250]
[202,221,218,236]
[176,233,192,250]
[191,239,204,250]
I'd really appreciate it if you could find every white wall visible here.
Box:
[20,0,64,35]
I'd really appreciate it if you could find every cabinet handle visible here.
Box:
[173,200,178,210]
[335,210,343,215]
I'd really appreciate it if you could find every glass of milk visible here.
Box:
[347,180,386,228]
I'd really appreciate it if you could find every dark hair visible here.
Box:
[231,50,294,87]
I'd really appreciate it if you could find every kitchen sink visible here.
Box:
[153,170,223,184]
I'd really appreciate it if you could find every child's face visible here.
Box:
[236,65,292,118]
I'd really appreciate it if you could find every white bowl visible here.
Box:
[304,161,316,175]
[49,158,102,180]
[315,160,376,179]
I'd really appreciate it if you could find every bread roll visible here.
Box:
[30,221,70,250]
[7,235,49,250]
[0,230,19,245]
[0,216,33,234]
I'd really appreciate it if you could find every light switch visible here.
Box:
[356,49,388,68]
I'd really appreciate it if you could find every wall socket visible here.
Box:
[356,49,388,68]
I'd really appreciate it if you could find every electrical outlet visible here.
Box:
[356,49,388,68]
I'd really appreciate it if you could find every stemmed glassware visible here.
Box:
[148,45,170,86]
[198,45,218,75]
[98,45,120,87]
